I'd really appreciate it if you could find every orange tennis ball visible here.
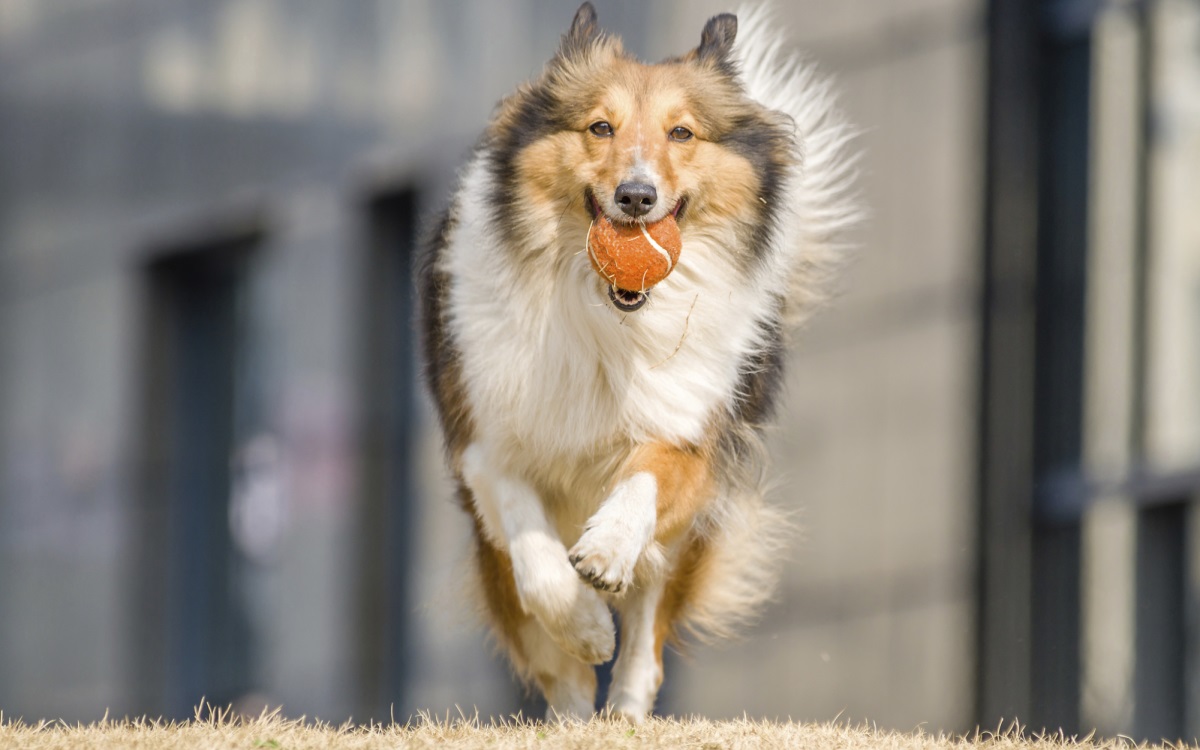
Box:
[587,214,682,291]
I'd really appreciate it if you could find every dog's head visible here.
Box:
[485,3,795,310]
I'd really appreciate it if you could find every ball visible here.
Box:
[587,214,682,292]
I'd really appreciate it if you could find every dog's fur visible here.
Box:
[419,3,859,721]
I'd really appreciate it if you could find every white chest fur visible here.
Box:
[443,160,778,504]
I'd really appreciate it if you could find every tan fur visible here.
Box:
[507,55,784,254]
[654,533,711,668]
[466,503,529,665]
[624,441,716,545]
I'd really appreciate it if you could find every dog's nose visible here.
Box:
[614,182,657,218]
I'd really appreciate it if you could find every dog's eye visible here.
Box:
[669,126,694,142]
[589,121,613,137]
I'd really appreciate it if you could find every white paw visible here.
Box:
[608,661,662,722]
[569,524,642,594]
[510,531,615,664]
[546,699,594,724]
[569,472,657,594]
[609,698,652,724]
[554,585,616,665]
[540,660,599,723]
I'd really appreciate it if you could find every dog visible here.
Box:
[419,2,859,722]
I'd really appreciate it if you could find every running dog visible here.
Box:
[419,2,859,722]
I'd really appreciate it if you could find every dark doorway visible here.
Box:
[134,227,263,718]
[357,189,420,720]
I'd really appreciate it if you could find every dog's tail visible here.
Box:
[663,424,794,644]
[668,483,793,645]
[734,4,863,328]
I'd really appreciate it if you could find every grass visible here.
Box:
[0,707,1191,750]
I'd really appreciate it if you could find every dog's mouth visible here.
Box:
[608,286,649,312]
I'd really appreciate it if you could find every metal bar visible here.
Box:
[1128,5,1188,742]
[1129,0,1153,474]
[1028,12,1092,732]
[1034,466,1200,524]
[1133,502,1187,741]
[976,0,1042,727]
[976,0,1096,733]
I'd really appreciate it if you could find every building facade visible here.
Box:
[2,0,1198,739]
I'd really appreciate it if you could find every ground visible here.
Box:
[0,709,1186,750]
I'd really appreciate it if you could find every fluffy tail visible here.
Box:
[671,484,794,644]
[734,4,863,327]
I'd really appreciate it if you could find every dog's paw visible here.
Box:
[569,524,642,594]
[568,472,657,594]
[509,531,615,664]
[552,585,616,665]
[608,694,653,725]
[608,657,663,723]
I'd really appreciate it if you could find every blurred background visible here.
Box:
[0,0,1198,742]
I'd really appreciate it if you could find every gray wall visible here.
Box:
[0,0,984,729]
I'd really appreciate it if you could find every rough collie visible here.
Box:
[419,2,859,722]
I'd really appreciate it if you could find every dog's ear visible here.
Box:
[559,2,601,59]
[696,13,737,67]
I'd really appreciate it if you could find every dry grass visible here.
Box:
[0,705,1190,744]
[0,709,1191,750]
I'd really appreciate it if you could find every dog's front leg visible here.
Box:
[461,443,615,667]
[570,442,711,594]
[569,472,658,594]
